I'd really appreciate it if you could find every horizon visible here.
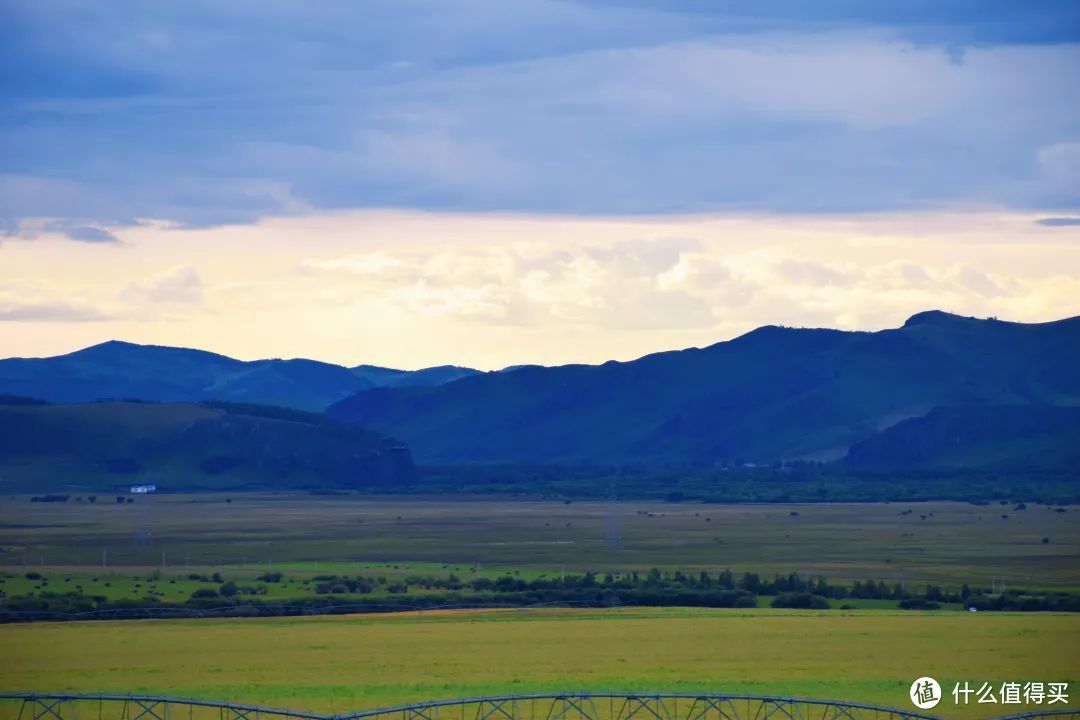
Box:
[6,306,1076,372]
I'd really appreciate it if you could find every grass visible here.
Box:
[1,494,1077,592]
[1,608,1076,719]
[1,495,1076,719]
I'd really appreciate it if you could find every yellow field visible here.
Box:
[1,608,1077,719]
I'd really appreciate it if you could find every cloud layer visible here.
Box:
[2,210,1078,369]
[1,1,1078,232]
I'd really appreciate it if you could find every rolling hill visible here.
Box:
[327,311,1080,466]
[0,400,415,492]
[0,341,479,411]
[844,404,1080,471]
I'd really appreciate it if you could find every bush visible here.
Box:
[191,588,218,599]
[771,592,830,609]
[219,581,238,597]
[899,598,941,610]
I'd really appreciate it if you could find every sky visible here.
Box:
[1,1,1079,369]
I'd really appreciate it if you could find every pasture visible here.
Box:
[1,494,1076,592]
[1,608,1077,719]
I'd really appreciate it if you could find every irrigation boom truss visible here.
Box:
[2,692,1075,720]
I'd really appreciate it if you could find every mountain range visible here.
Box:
[0,399,415,492]
[327,311,1080,468]
[0,341,479,412]
[2,311,1078,473]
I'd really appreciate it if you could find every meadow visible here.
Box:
[1,494,1077,592]
[1,607,1077,720]
[2,495,1077,719]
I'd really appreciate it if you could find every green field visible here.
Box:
[2,494,1077,592]
[1,608,1077,719]
[3,493,1076,719]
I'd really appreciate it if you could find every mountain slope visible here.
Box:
[0,341,479,411]
[351,364,480,388]
[844,405,1080,471]
[0,400,415,492]
[327,312,1080,465]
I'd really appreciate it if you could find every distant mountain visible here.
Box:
[327,311,1080,467]
[0,399,415,492]
[351,364,480,388]
[0,341,479,411]
[844,405,1080,472]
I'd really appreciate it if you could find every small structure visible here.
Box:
[129,484,157,494]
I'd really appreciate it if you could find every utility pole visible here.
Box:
[102,550,107,570]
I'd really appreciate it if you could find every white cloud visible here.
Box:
[772,258,853,286]
[954,266,1006,298]
[0,301,111,323]
[2,209,1079,368]
[121,266,204,305]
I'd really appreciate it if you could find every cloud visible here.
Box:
[865,262,936,290]
[773,258,853,286]
[954,266,1006,298]
[1036,217,1080,227]
[42,221,120,243]
[0,213,125,244]
[2,209,1079,367]
[1,3,1078,229]
[302,235,725,330]
[121,266,203,305]
[0,301,110,322]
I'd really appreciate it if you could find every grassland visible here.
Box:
[1,608,1077,719]
[2,494,1077,592]
[2,495,1076,719]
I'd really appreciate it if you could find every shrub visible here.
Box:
[771,592,830,609]
[900,598,942,610]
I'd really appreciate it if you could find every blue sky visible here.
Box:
[1,2,1080,367]
[2,0,1078,236]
